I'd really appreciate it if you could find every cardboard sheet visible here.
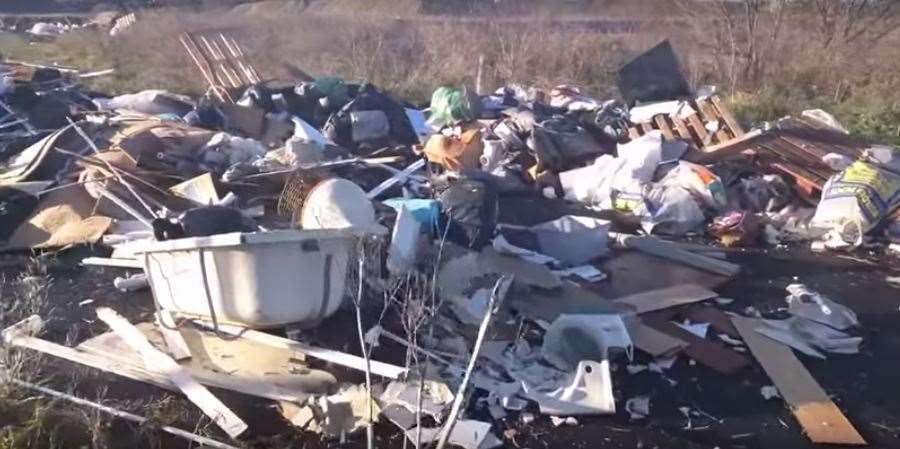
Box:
[6,184,112,250]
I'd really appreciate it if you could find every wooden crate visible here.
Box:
[627,95,746,153]
[179,32,262,103]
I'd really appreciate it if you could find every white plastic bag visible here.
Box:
[559,131,663,208]
[635,184,705,236]
[659,161,727,211]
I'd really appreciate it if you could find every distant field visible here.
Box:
[3,0,899,144]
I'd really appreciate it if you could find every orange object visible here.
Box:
[422,127,484,171]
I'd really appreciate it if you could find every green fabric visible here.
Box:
[429,86,475,127]
[313,77,349,107]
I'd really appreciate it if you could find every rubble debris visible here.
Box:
[406,420,502,449]
[379,380,454,420]
[3,32,896,448]
[550,416,579,427]
[760,385,781,400]
[625,396,651,420]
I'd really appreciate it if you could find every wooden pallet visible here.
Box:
[627,95,746,153]
[179,32,262,103]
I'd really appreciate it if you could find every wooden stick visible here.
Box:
[435,276,512,449]
[352,251,375,449]
[97,308,248,439]
[65,118,158,221]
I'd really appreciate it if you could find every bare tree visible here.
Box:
[811,0,900,49]
[674,0,789,92]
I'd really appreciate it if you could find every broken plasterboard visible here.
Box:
[405,420,502,449]
[731,316,866,445]
[78,321,336,400]
[169,173,222,206]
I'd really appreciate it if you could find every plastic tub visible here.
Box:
[134,230,360,329]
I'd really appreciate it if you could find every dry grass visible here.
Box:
[4,2,898,145]
[0,258,96,449]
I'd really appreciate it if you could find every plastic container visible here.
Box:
[134,230,359,329]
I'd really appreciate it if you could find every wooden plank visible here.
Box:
[686,307,740,338]
[79,325,331,402]
[731,317,866,445]
[670,116,692,140]
[654,115,676,140]
[686,113,710,146]
[640,122,655,135]
[97,308,248,439]
[624,317,688,357]
[81,257,143,269]
[695,128,764,161]
[193,321,408,380]
[643,312,749,374]
[156,311,192,361]
[593,251,731,299]
[710,95,745,137]
[610,233,742,277]
[695,98,731,144]
[613,284,718,314]
[628,127,641,140]
[3,317,179,393]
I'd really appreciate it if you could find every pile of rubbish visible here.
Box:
[1,37,895,448]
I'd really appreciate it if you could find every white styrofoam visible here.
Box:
[134,230,357,329]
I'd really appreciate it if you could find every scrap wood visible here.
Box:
[731,316,867,445]
[193,320,408,379]
[156,310,192,361]
[78,324,333,401]
[96,307,248,439]
[3,317,314,402]
[593,251,731,299]
[609,232,741,277]
[2,316,180,392]
[81,257,143,269]
[686,306,741,338]
[643,312,749,374]
[612,284,718,315]
[623,317,688,357]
